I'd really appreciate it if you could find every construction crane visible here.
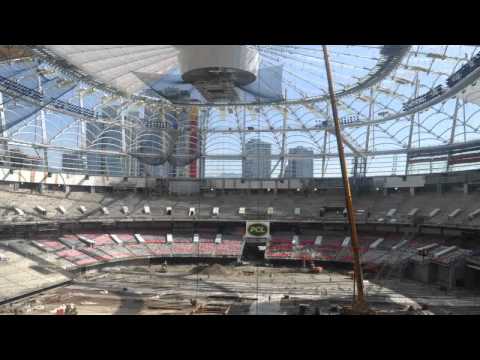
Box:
[322,45,370,314]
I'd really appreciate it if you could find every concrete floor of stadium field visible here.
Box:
[2,263,480,315]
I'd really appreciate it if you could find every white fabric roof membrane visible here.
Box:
[44,45,179,95]
[457,81,480,106]
[42,45,385,100]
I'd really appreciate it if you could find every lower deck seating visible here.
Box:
[56,249,98,266]
[5,229,457,270]
[199,242,216,255]
[125,244,153,257]
[214,240,242,257]
[58,234,84,249]
[80,247,114,261]
[35,239,66,252]
[146,243,172,256]
[99,245,134,259]
[267,234,381,262]
[170,243,196,256]
[77,233,114,246]
[141,233,166,244]
[112,233,136,244]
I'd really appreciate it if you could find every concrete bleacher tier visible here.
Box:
[266,233,349,261]
[0,248,70,302]
[0,227,472,275]
[56,249,97,266]
[3,229,243,269]
[265,231,423,265]
[125,244,153,257]
[2,187,480,227]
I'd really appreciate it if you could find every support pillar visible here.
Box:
[64,185,70,193]
[410,187,415,197]
[448,267,456,290]
[38,183,45,194]
[90,186,95,194]
[437,183,443,194]
[464,183,469,195]
[383,188,388,196]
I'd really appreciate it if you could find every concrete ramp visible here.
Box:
[468,208,480,220]
[292,235,299,245]
[13,207,24,216]
[448,208,462,218]
[31,241,48,252]
[392,239,408,251]
[429,208,441,218]
[408,208,419,217]
[35,205,47,215]
[134,234,145,243]
[341,237,351,247]
[370,238,384,249]
[387,208,397,217]
[433,246,457,259]
[110,234,123,245]
[78,235,95,246]
[417,243,439,254]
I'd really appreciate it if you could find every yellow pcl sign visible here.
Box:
[246,221,270,238]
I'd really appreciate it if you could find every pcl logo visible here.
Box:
[248,223,268,237]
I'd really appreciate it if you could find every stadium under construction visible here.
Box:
[1,45,480,315]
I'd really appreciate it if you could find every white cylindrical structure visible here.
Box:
[176,45,260,85]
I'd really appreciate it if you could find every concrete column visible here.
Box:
[90,186,95,194]
[464,183,469,195]
[448,267,455,289]
[410,187,415,196]
[64,185,70,193]
[38,183,45,193]
[436,183,443,194]
[383,188,388,196]
[464,268,476,290]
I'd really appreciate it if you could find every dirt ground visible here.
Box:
[2,263,480,315]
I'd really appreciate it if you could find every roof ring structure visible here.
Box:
[24,45,411,107]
